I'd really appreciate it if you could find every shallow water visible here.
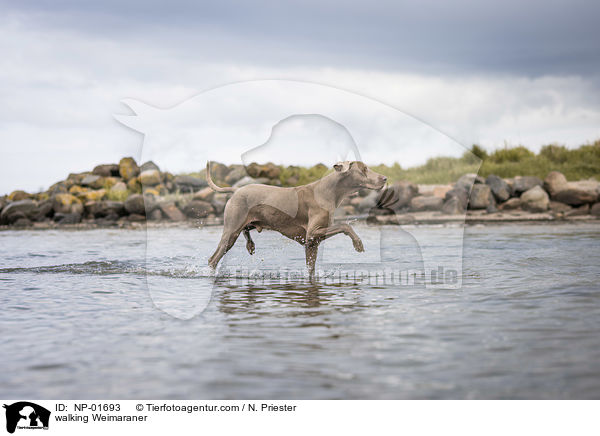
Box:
[1,223,599,399]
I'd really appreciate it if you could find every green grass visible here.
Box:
[179,140,600,186]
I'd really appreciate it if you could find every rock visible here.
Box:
[124,194,146,215]
[53,212,82,224]
[590,203,600,217]
[565,204,590,217]
[441,197,464,215]
[69,185,89,196]
[174,175,207,193]
[13,217,32,227]
[211,194,228,215]
[81,174,102,188]
[246,162,280,180]
[148,209,163,221]
[110,182,127,193]
[119,157,140,181]
[140,161,160,173]
[92,164,120,177]
[85,201,125,218]
[512,176,543,194]
[8,190,32,201]
[468,184,493,210]
[549,201,572,213]
[445,188,469,210]
[543,171,568,198]
[485,174,511,202]
[52,194,83,215]
[183,200,214,218]
[410,195,443,211]
[158,202,185,221]
[81,189,106,202]
[380,181,419,212]
[499,198,522,211]
[358,190,379,213]
[209,162,231,182]
[127,214,146,222]
[553,181,599,206]
[433,185,453,199]
[33,199,54,221]
[193,187,215,202]
[0,199,39,224]
[127,177,142,193]
[520,186,549,212]
[233,176,257,188]
[47,181,69,195]
[224,165,247,185]
[455,173,484,192]
[140,169,161,186]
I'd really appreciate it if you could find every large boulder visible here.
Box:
[158,202,185,221]
[246,162,281,180]
[193,187,215,202]
[140,169,161,186]
[520,186,549,212]
[208,162,231,182]
[499,197,522,211]
[441,197,464,215]
[512,176,543,195]
[379,181,418,212]
[553,181,599,206]
[80,174,106,189]
[85,201,126,218]
[124,194,146,215]
[455,173,484,192]
[211,194,228,215]
[53,212,82,224]
[445,187,469,210]
[52,193,83,215]
[358,190,379,213]
[80,189,106,202]
[543,171,568,198]
[183,200,214,219]
[32,199,54,221]
[224,165,247,185]
[174,175,207,193]
[8,190,32,201]
[0,199,39,224]
[485,174,511,202]
[119,157,140,181]
[410,195,443,211]
[92,164,120,177]
[140,161,160,173]
[565,204,590,217]
[549,201,572,213]
[590,203,600,217]
[468,184,493,210]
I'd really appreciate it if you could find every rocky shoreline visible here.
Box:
[1,157,599,230]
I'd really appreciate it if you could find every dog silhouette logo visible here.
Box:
[3,402,50,433]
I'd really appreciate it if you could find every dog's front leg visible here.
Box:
[310,224,364,252]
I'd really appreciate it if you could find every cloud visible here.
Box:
[0,4,599,194]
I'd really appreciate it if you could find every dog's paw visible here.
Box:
[246,241,255,255]
[353,239,365,252]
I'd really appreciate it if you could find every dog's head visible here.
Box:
[333,161,387,190]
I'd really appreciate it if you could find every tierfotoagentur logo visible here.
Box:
[115,80,478,320]
[3,402,50,434]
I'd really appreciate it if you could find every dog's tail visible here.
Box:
[206,162,237,193]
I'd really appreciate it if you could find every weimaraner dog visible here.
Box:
[206,161,387,278]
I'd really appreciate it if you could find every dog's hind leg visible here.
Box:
[243,227,255,255]
[208,228,243,269]
[208,201,247,269]
[305,242,319,281]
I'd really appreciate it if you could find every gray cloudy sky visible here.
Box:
[1,0,599,193]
